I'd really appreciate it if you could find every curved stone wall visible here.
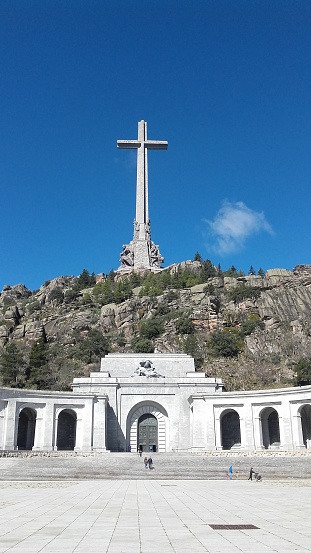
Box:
[0,381,310,453]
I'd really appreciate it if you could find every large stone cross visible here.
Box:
[117,120,168,231]
[117,121,167,271]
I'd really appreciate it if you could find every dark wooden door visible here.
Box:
[138,414,158,452]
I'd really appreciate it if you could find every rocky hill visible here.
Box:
[1,262,311,392]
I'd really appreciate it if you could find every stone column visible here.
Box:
[74,403,93,452]
[74,409,83,451]
[214,408,222,450]
[239,415,246,449]
[93,396,108,451]
[243,401,256,450]
[40,401,55,451]
[205,401,217,451]
[32,405,45,451]
[292,411,305,449]
[253,411,265,450]
[191,395,207,450]
[53,408,59,451]
[0,401,6,450]
[279,399,293,450]
[3,400,17,450]
[214,412,223,450]
[106,384,119,451]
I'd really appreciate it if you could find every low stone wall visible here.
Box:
[0,450,107,458]
[1,449,311,458]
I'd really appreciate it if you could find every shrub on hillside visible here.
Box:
[294,358,311,386]
[239,316,265,336]
[139,318,164,339]
[71,329,110,364]
[227,285,261,303]
[48,287,64,305]
[175,316,195,335]
[131,337,154,353]
[210,330,240,358]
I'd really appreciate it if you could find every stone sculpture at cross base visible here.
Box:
[117,120,167,273]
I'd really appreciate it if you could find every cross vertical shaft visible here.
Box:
[136,120,148,227]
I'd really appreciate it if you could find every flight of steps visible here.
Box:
[0,451,311,480]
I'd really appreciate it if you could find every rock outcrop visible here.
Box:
[1,263,311,391]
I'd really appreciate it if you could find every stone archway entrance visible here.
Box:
[300,404,311,448]
[56,409,77,451]
[220,410,241,450]
[128,403,168,453]
[17,407,36,450]
[260,407,280,449]
[138,413,158,452]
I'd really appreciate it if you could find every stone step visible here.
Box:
[0,451,311,481]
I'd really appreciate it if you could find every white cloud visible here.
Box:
[204,201,274,255]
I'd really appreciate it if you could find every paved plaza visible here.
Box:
[0,478,310,553]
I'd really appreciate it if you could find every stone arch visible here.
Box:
[56,409,77,451]
[127,402,168,453]
[260,407,280,449]
[299,404,311,448]
[220,409,241,450]
[17,407,37,450]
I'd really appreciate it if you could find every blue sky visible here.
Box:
[1,0,311,291]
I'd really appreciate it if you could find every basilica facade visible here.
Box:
[0,353,310,454]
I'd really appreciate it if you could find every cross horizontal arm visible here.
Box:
[117,140,168,150]
[145,141,168,150]
[117,140,140,149]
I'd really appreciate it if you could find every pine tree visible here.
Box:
[202,259,216,279]
[193,252,202,262]
[0,343,25,387]
[224,265,238,277]
[27,339,52,389]
[75,330,110,364]
[294,358,311,386]
[75,269,96,291]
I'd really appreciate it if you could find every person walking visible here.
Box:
[228,465,233,480]
[248,467,255,480]
[144,456,148,469]
[148,456,153,469]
